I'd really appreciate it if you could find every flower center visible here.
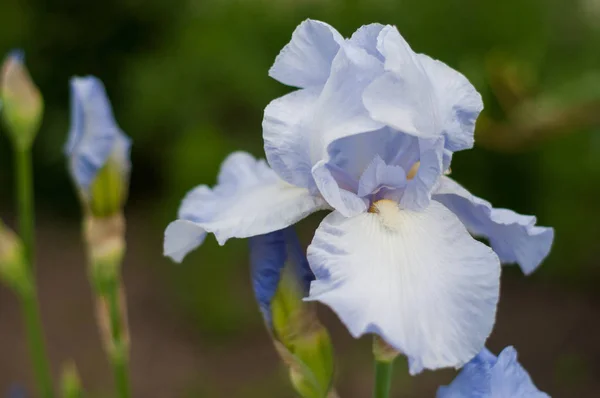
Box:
[368,199,403,230]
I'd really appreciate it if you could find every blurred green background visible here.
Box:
[1,0,599,397]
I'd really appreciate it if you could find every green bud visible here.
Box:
[61,361,84,398]
[0,220,30,295]
[1,51,43,150]
[88,155,129,218]
[271,265,336,398]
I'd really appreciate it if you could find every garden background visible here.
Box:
[1,0,599,396]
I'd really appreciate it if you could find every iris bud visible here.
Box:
[1,51,43,150]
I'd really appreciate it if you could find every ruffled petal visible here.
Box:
[491,348,549,397]
[264,43,386,196]
[309,44,385,162]
[349,23,385,60]
[263,87,321,188]
[434,176,554,275]
[65,76,129,191]
[437,347,549,398]
[363,26,483,151]
[164,220,207,263]
[164,152,328,262]
[307,201,500,374]
[362,26,439,139]
[417,54,483,152]
[269,19,344,88]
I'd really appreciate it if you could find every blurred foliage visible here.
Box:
[1,0,600,369]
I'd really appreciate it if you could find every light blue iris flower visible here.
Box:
[437,346,550,398]
[65,76,131,194]
[164,20,553,374]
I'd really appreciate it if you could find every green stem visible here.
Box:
[113,350,130,398]
[21,282,54,398]
[373,359,394,398]
[107,280,130,398]
[14,148,54,398]
[15,148,35,268]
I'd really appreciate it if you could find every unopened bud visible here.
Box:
[271,266,335,398]
[88,154,129,218]
[250,228,336,398]
[61,361,83,398]
[0,220,30,295]
[1,51,43,150]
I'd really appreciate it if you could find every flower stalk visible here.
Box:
[373,336,399,398]
[0,221,54,398]
[1,52,53,398]
[15,147,35,267]
[84,213,130,398]
[12,154,54,398]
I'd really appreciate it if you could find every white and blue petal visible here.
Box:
[65,76,129,192]
[249,227,313,328]
[164,152,328,262]
[362,25,482,152]
[263,87,321,188]
[307,200,500,374]
[269,19,344,89]
[264,43,385,208]
[362,25,439,139]
[437,347,549,398]
[433,176,554,275]
[417,54,483,152]
[348,23,385,60]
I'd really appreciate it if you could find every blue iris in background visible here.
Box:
[437,346,549,398]
[65,76,131,196]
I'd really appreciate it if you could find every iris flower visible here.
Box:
[164,20,553,374]
[437,346,549,397]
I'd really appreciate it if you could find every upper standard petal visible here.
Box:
[264,43,385,193]
[363,25,482,153]
[269,19,344,89]
[263,87,321,189]
[417,54,483,152]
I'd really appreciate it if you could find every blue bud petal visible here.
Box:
[249,227,314,327]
